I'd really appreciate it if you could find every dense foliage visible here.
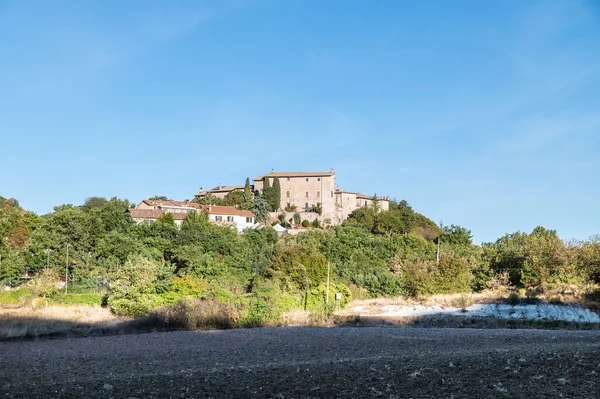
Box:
[1,195,599,322]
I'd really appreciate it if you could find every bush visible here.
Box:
[312,219,321,228]
[110,295,165,317]
[301,220,310,228]
[149,298,239,329]
[293,212,301,225]
[506,292,520,306]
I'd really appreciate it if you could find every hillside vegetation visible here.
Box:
[1,195,600,327]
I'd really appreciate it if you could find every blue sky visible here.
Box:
[1,0,599,243]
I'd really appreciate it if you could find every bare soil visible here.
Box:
[1,327,600,398]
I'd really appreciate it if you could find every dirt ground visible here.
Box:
[1,327,600,398]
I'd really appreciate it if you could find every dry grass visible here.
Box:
[0,304,130,340]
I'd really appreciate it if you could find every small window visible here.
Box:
[305,203,309,209]
[286,190,290,198]
[287,177,290,181]
[306,178,309,182]
[317,191,320,197]
[305,191,309,198]
[331,191,334,197]
[215,216,223,222]
[317,178,321,182]
[227,216,234,222]
[365,201,368,206]
[246,217,253,223]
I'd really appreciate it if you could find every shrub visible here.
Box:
[149,298,239,329]
[312,218,321,228]
[293,212,301,226]
[301,220,309,228]
[506,292,520,306]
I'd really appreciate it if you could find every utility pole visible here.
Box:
[437,221,443,264]
[45,249,52,270]
[65,243,70,294]
[326,261,331,305]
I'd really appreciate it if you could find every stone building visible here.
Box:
[252,169,389,225]
[253,170,337,222]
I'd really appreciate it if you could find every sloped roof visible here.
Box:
[254,171,335,181]
[130,205,255,219]
[141,200,203,209]
[129,209,188,220]
[203,205,254,217]
[209,185,245,192]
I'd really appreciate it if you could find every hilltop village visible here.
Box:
[130,169,389,231]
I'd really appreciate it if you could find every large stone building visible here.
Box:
[253,169,389,225]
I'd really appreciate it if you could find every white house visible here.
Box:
[130,200,256,232]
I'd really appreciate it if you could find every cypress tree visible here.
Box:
[244,177,252,203]
[263,178,272,211]
[272,177,281,212]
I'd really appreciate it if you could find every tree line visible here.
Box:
[1,194,599,322]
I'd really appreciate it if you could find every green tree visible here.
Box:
[157,212,176,226]
[249,196,270,223]
[442,225,473,247]
[82,197,108,212]
[243,177,253,204]
[271,177,281,212]
[224,191,246,208]
[262,178,272,211]
[149,195,170,201]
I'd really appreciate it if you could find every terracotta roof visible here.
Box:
[254,170,335,180]
[141,200,203,209]
[129,209,188,220]
[201,205,255,217]
[130,205,255,219]
[209,185,245,192]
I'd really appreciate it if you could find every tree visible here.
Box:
[262,178,272,211]
[442,225,473,247]
[157,212,175,226]
[370,194,380,212]
[249,196,270,223]
[224,191,245,208]
[271,177,281,212]
[243,177,252,204]
[83,197,108,212]
[293,212,301,226]
[149,196,170,201]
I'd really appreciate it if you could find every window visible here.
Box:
[286,190,290,198]
[317,191,320,197]
[305,203,309,210]
[246,217,253,223]
[306,178,309,182]
[215,216,223,222]
[227,216,234,222]
[365,201,368,206]
[287,177,290,181]
[305,191,309,198]
[317,178,321,182]
[331,191,334,197]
